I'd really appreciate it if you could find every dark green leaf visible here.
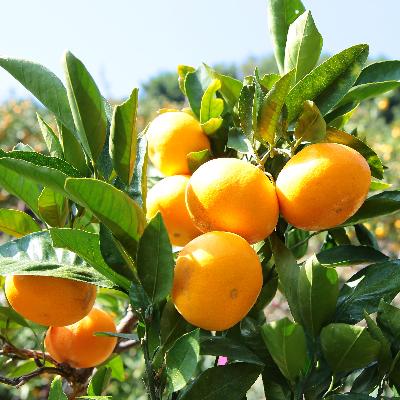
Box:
[286,228,309,259]
[238,84,255,140]
[377,300,400,347]
[227,127,253,154]
[179,363,261,400]
[38,188,69,227]
[187,149,212,173]
[129,281,151,316]
[64,51,107,161]
[0,209,40,238]
[284,11,323,83]
[48,376,68,400]
[320,323,380,373]
[137,213,174,304]
[355,60,400,85]
[37,114,63,158]
[110,88,138,185]
[354,224,379,250]
[294,101,326,142]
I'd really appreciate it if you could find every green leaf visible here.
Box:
[261,318,308,382]
[187,149,212,173]
[320,323,380,373]
[355,60,400,85]
[0,231,114,288]
[0,150,82,195]
[64,51,107,162]
[38,188,69,227]
[325,127,383,180]
[110,88,138,185]
[297,256,339,336]
[200,79,224,124]
[316,245,388,267]
[178,64,196,94]
[179,363,262,400]
[354,224,379,250]
[327,102,359,129]
[184,66,212,118]
[344,190,400,226]
[259,73,280,90]
[335,260,400,324]
[238,83,256,140]
[87,366,112,396]
[284,11,323,83]
[167,329,200,392]
[227,127,253,155]
[200,335,264,366]
[326,395,376,400]
[294,100,326,142]
[0,306,31,328]
[286,228,309,259]
[48,376,68,400]
[50,228,130,291]
[129,282,151,316]
[257,70,294,145]
[377,300,400,347]
[267,0,306,73]
[201,117,223,135]
[286,44,369,121]
[64,178,145,257]
[105,355,125,382]
[370,180,391,192]
[0,57,75,133]
[137,213,174,304]
[37,114,63,158]
[0,209,40,238]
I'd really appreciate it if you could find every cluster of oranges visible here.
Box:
[147,111,372,331]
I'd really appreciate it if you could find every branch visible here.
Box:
[0,367,69,388]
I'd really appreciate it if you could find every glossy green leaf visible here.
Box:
[87,367,112,396]
[167,329,200,392]
[316,245,388,267]
[137,213,174,303]
[326,127,383,179]
[257,70,294,145]
[344,190,400,226]
[184,66,212,118]
[377,300,400,347]
[261,318,308,382]
[267,0,306,73]
[38,188,68,227]
[286,228,309,259]
[64,51,107,161]
[48,376,68,400]
[179,363,262,400]
[294,100,326,142]
[286,44,369,121]
[37,114,63,158]
[259,73,280,91]
[200,79,224,124]
[297,256,339,336]
[320,323,380,373]
[64,178,145,256]
[187,149,212,173]
[328,103,359,129]
[284,11,323,83]
[0,57,75,133]
[355,60,400,85]
[0,231,114,288]
[335,260,400,324]
[110,88,138,185]
[354,224,379,250]
[0,209,40,238]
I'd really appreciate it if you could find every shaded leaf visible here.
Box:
[294,101,326,142]
[0,209,40,238]
[355,60,400,85]
[48,376,68,400]
[37,114,63,158]
[187,149,212,173]
[38,188,69,227]
[227,127,253,154]
[87,367,111,396]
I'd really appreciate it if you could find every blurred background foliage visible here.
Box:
[0,53,399,399]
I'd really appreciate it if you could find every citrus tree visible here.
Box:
[1,1,400,399]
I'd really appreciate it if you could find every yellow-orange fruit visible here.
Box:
[146,175,201,246]
[276,143,371,231]
[5,275,96,327]
[147,111,211,176]
[172,231,263,331]
[186,158,279,243]
[45,307,117,369]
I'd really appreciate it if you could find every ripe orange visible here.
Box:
[186,158,279,244]
[45,307,117,369]
[172,231,263,331]
[5,275,96,327]
[147,111,211,176]
[146,175,201,246]
[276,143,371,231]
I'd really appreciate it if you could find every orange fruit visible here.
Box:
[146,175,201,246]
[172,231,263,331]
[45,307,117,368]
[276,143,371,231]
[5,275,96,327]
[186,158,279,244]
[147,111,211,176]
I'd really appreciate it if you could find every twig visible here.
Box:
[0,367,70,387]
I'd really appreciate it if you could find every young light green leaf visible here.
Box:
[201,117,223,135]
[286,44,369,121]
[38,188,69,227]
[179,363,262,400]
[257,70,294,145]
[267,0,306,73]
[178,64,196,94]
[0,209,40,238]
[200,79,224,124]
[297,256,339,336]
[259,73,280,90]
[167,329,200,392]
[284,11,323,83]
[37,114,63,158]
[110,88,138,185]
[64,51,107,162]
[48,376,68,400]
[87,367,112,396]
[261,318,308,382]
[187,149,212,173]
[294,101,326,142]
[320,323,380,373]
[64,178,145,257]
[355,60,400,85]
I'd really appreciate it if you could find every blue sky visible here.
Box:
[0,0,398,101]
